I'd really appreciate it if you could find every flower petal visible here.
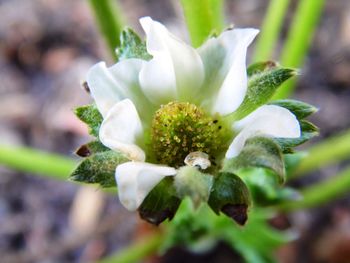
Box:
[226,105,300,158]
[198,28,259,115]
[87,59,145,117]
[115,161,177,211]
[139,17,204,104]
[99,99,145,161]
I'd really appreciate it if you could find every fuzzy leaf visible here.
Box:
[75,104,103,137]
[247,61,278,76]
[274,120,319,153]
[70,150,128,187]
[223,137,285,183]
[116,28,152,61]
[139,177,181,225]
[75,140,109,157]
[270,99,318,120]
[208,172,251,225]
[232,63,297,120]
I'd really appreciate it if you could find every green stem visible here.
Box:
[280,167,350,211]
[0,144,76,180]
[89,0,124,60]
[272,0,326,99]
[180,0,224,47]
[293,130,350,177]
[98,233,163,263]
[253,0,290,62]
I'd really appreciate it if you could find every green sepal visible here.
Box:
[116,28,152,61]
[274,120,319,153]
[138,177,181,225]
[270,99,318,120]
[232,62,297,120]
[247,61,278,76]
[175,166,213,208]
[223,137,285,184]
[74,104,103,137]
[75,140,109,157]
[70,150,128,187]
[239,168,301,206]
[208,172,251,225]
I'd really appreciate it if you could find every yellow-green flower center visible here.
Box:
[151,102,230,168]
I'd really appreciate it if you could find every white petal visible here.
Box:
[226,105,301,158]
[115,162,177,211]
[99,99,145,161]
[198,28,259,115]
[87,62,124,117]
[87,59,145,117]
[139,17,204,104]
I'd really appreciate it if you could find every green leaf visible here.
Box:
[270,99,318,119]
[116,28,152,61]
[223,137,285,183]
[208,172,251,225]
[75,104,103,137]
[70,150,128,187]
[138,177,181,225]
[175,166,213,207]
[274,120,319,153]
[231,63,297,120]
[75,140,109,157]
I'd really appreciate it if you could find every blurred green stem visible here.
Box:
[98,233,163,263]
[0,145,76,180]
[280,167,350,211]
[89,0,124,60]
[180,0,224,47]
[253,0,290,62]
[293,130,350,177]
[272,0,326,99]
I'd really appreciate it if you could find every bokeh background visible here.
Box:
[1,0,350,262]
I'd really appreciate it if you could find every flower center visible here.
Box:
[151,102,230,168]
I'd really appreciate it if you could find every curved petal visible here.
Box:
[87,59,146,117]
[99,99,145,161]
[115,161,177,211]
[139,17,204,104]
[198,28,259,115]
[226,105,300,158]
[87,62,124,117]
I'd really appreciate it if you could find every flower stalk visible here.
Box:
[89,0,124,60]
[180,0,225,47]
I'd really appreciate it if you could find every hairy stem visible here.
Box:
[280,167,350,211]
[180,0,224,47]
[253,0,290,62]
[273,0,326,99]
[0,144,76,180]
[293,130,350,177]
[98,233,163,263]
[89,0,124,60]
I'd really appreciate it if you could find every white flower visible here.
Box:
[86,17,300,211]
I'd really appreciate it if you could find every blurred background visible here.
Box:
[1,0,350,262]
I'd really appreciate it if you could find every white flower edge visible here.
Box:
[99,99,145,161]
[139,17,204,104]
[225,105,301,158]
[115,162,177,211]
[198,28,259,115]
